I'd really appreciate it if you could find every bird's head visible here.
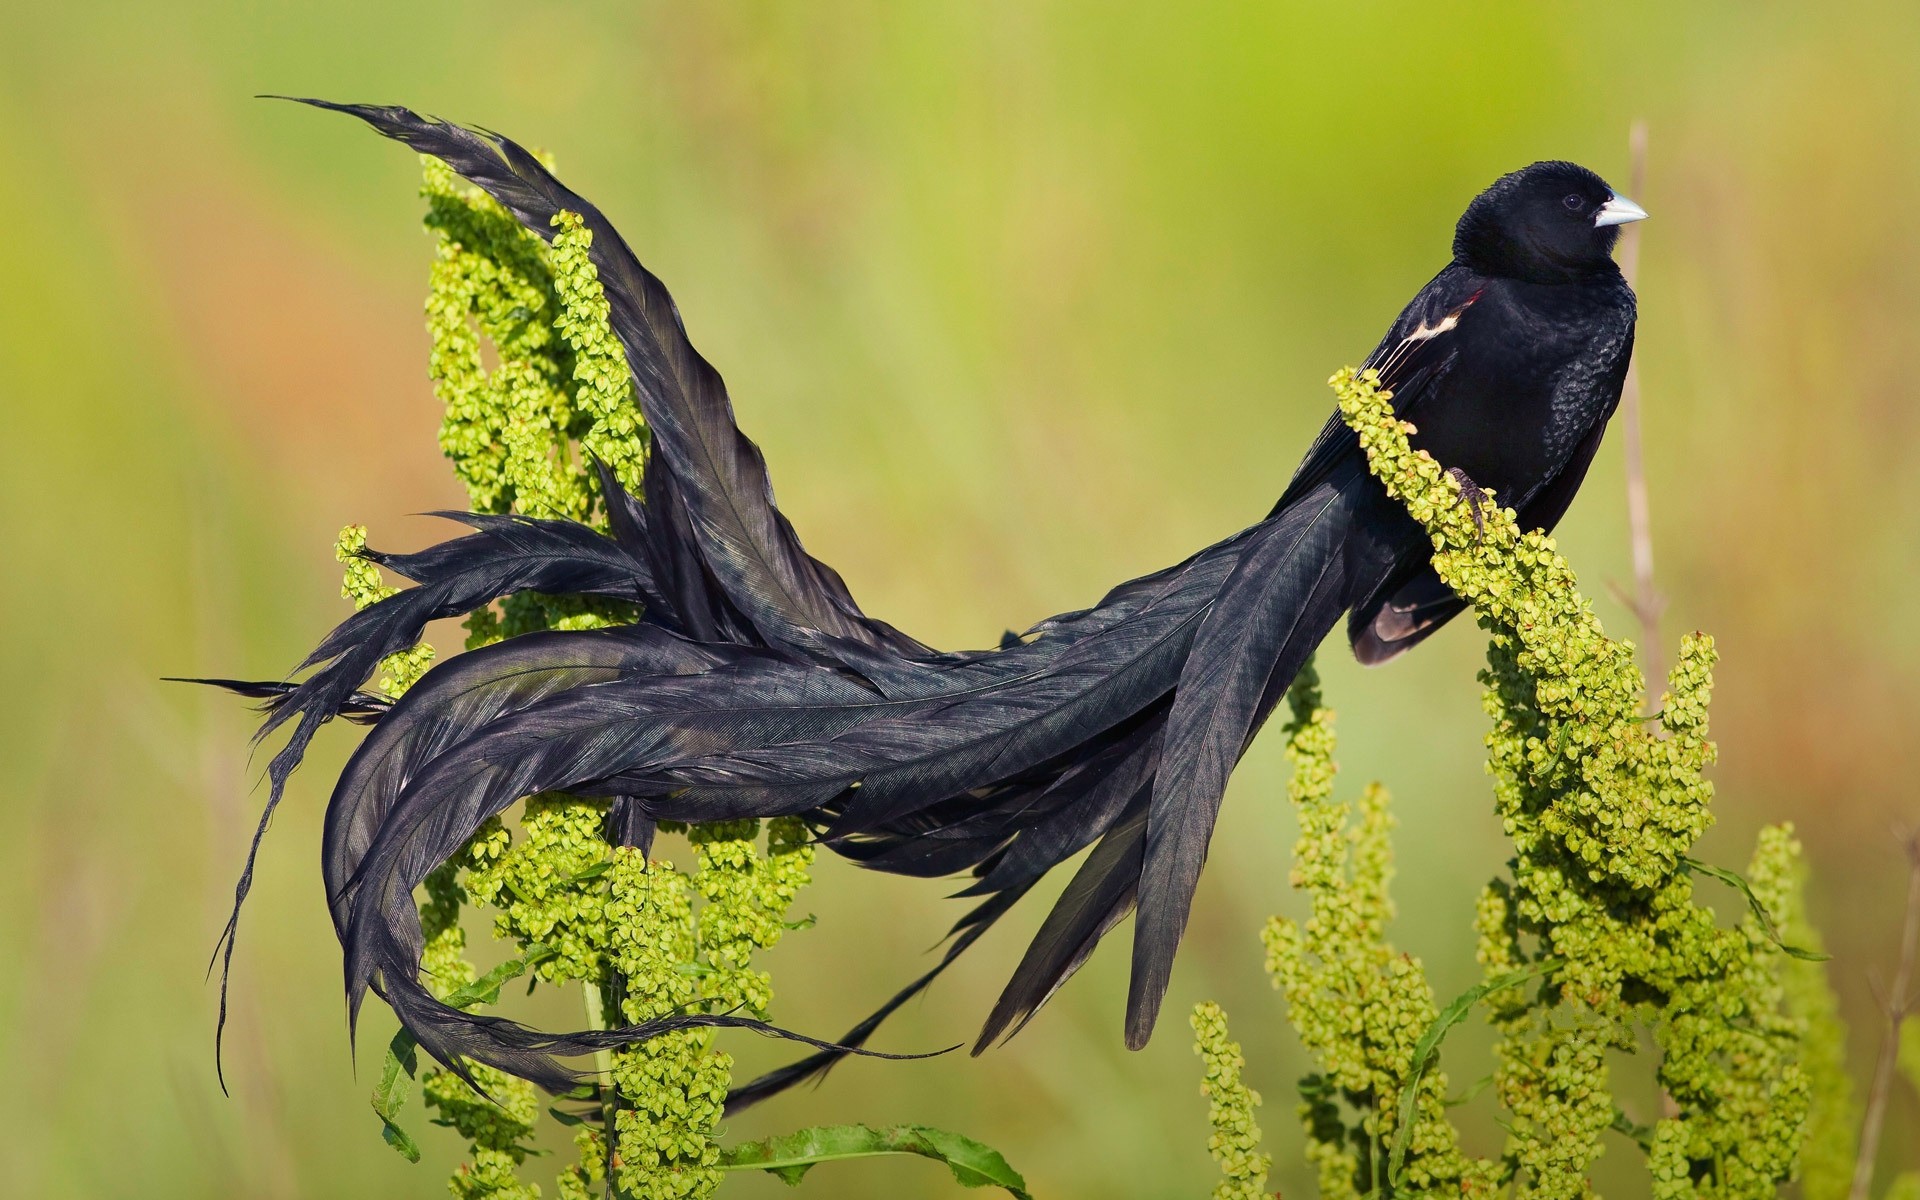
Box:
[1452,160,1646,284]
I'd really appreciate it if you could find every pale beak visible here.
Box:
[1594,192,1649,227]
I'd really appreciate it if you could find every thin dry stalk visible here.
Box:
[1848,827,1920,1200]
[1612,119,1666,689]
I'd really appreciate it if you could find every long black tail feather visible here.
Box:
[975,797,1151,1051]
[722,885,1030,1114]
[1129,481,1357,1047]
[371,922,952,1096]
[176,678,392,724]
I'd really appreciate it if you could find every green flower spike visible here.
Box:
[348,155,812,1199]
[1191,1000,1271,1200]
[1198,368,1825,1200]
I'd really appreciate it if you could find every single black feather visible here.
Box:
[207,108,1640,1104]
[722,884,1032,1113]
[976,797,1150,1050]
[180,678,393,724]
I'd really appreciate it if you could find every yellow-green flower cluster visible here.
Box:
[1260,663,1498,1198]
[336,523,435,695]
[553,1128,607,1200]
[1652,826,1810,1198]
[606,848,726,1199]
[422,159,651,530]
[691,817,816,1018]
[444,1149,542,1200]
[464,796,613,986]
[337,154,817,1197]
[596,820,817,1199]
[1190,1000,1270,1200]
[1491,1017,1614,1197]
[1326,366,1812,1197]
[420,859,477,999]
[422,155,585,523]
[425,1064,541,1168]
[549,211,646,495]
[421,158,648,646]
[413,826,543,1199]
[1776,835,1856,1200]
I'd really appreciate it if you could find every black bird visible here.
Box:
[203,101,1643,1102]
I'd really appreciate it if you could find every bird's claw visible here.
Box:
[1446,467,1490,541]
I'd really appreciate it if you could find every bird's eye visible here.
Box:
[1562,193,1584,211]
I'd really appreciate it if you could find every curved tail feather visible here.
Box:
[372,919,949,1095]
[722,885,1030,1114]
[976,797,1150,1051]
[190,507,661,1086]
[278,98,927,663]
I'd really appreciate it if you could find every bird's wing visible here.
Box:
[1272,264,1489,514]
[1348,567,1463,666]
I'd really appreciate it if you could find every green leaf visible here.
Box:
[441,943,559,1010]
[380,1119,422,1163]
[366,944,558,1161]
[371,1028,421,1163]
[719,1124,1032,1199]
[1387,958,1563,1192]
[564,860,613,886]
[1681,857,1829,961]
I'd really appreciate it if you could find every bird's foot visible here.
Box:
[1446,467,1490,541]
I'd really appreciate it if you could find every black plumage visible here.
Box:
[203,101,1642,1101]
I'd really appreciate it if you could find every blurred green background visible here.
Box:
[4,2,1917,1195]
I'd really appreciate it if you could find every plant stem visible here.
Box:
[1614,118,1665,691]
[582,978,620,1198]
[1848,828,1920,1200]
